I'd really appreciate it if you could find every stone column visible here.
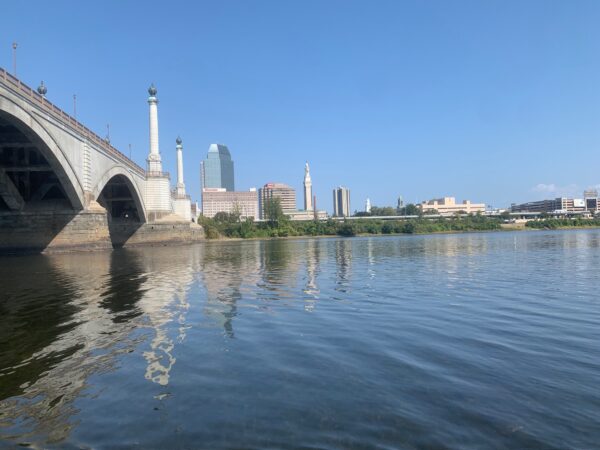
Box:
[147,84,162,173]
[176,137,185,196]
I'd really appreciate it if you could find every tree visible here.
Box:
[403,204,421,216]
[264,197,286,227]
[213,211,240,223]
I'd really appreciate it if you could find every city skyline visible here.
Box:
[2,1,600,212]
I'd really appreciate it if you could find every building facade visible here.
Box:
[333,186,351,217]
[200,144,235,191]
[420,197,485,216]
[201,188,259,219]
[259,183,297,219]
[511,197,588,214]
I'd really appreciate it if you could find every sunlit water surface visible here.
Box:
[1,230,600,449]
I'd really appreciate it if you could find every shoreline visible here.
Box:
[203,223,600,243]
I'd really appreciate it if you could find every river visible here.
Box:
[1,230,599,448]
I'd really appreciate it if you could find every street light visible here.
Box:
[12,42,17,77]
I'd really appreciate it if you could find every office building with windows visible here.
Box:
[259,183,297,219]
[200,144,235,191]
[333,186,351,217]
[201,188,259,220]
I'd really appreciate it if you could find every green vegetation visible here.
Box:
[526,218,600,229]
[354,203,422,217]
[199,213,502,239]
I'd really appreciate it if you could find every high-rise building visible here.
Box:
[365,198,371,213]
[333,186,351,217]
[259,182,297,219]
[303,162,313,211]
[200,144,235,191]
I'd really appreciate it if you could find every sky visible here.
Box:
[2,0,600,212]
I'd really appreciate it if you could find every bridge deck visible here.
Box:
[0,67,145,177]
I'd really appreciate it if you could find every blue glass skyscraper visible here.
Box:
[200,144,235,191]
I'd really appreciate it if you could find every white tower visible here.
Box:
[176,136,185,196]
[365,198,371,213]
[303,162,313,211]
[147,84,162,173]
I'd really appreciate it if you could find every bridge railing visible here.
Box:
[0,67,145,178]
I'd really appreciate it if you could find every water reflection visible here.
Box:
[1,231,600,448]
[303,239,321,311]
[334,239,352,293]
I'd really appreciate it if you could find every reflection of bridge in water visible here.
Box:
[0,68,200,253]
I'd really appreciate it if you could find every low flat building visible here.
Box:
[201,188,259,220]
[287,210,328,221]
[420,197,485,216]
[511,197,586,214]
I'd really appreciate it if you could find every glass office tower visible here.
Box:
[200,144,235,191]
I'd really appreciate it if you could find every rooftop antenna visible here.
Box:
[12,42,17,77]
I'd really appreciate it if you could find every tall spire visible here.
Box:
[147,83,162,173]
[176,136,186,196]
[303,161,313,211]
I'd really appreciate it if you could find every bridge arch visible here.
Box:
[93,166,147,222]
[0,96,85,210]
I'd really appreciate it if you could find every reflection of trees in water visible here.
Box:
[200,242,260,338]
[257,240,300,303]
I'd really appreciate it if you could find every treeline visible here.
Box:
[199,214,502,239]
[526,218,600,229]
[354,204,421,217]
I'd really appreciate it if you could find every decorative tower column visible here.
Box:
[144,84,172,219]
[303,162,313,211]
[147,84,162,173]
[176,136,186,196]
[172,136,192,221]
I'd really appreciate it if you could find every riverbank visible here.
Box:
[200,216,600,241]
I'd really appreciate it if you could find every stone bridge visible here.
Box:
[0,68,200,253]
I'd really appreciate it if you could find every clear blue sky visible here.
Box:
[2,0,600,211]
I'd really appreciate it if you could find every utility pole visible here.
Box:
[12,42,17,77]
[73,94,77,120]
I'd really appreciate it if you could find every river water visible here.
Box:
[1,230,599,449]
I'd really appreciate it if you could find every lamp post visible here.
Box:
[12,42,17,77]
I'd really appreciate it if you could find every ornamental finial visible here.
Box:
[37,81,47,96]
